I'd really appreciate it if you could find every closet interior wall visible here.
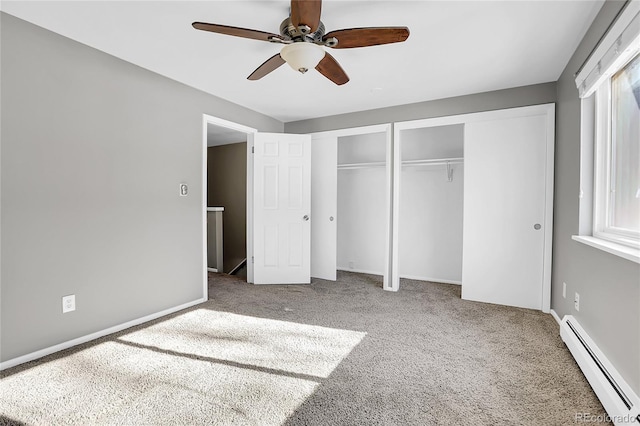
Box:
[337,132,388,276]
[398,125,464,284]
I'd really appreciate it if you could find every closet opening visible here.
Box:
[337,132,389,278]
[310,124,393,289]
[397,124,464,286]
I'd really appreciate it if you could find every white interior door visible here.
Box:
[311,136,337,280]
[462,114,549,310]
[252,132,311,284]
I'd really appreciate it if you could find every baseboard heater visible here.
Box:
[560,315,640,425]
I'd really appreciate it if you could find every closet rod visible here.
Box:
[401,157,464,167]
[337,157,464,170]
[338,161,386,170]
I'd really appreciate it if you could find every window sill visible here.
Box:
[572,235,640,264]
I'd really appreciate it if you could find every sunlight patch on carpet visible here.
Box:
[0,308,365,425]
[117,309,366,378]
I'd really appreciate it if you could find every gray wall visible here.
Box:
[207,143,247,273]
[552,1,639,394]
[0,13,282,362]
[285,83,556,134]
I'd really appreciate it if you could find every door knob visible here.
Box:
[534,223,541,230]
[303,215,309,221]
[330,216,334,221]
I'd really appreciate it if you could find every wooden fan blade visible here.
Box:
[247,54,286,80]
[192,22,283,42]
[315,53,349,86]
[324,27,410,49]
[290,0,322,33]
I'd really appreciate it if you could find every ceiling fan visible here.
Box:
[192,0,410,85]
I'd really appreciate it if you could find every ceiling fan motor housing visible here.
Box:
[280,18,325,43]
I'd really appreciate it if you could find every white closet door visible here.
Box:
[253,133,311,284]
[311,136,337,280]
[462,114,548,310]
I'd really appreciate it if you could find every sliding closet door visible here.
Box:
[311,136,337,280]
[462,110,553,310]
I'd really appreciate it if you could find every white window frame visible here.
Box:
[592,68,640,249]
[573,1,640,263]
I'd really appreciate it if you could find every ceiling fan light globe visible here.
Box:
[281,43,325,75]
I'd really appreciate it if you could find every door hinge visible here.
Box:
[251,146,255,154]
[251,256,255,264]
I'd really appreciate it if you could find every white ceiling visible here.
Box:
[1,1,603,123]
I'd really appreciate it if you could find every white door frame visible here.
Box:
[201,114,257,296]
[392,104,555,311]
[309,123,394,290]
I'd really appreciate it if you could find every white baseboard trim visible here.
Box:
[399,274,462,285]
[0,298,206,371]
[335,269,462,285]
[550,309,561,325]
[337,267,383,276]
[207,267,218,273]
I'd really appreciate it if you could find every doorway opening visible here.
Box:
[202,115,256,291]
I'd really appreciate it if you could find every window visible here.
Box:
[593,53,640,249]
[573,2,639,262]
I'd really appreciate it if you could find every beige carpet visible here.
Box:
[1,271,606,425]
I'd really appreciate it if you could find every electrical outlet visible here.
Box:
[62,295,76,313]
[574,293,580,311]
[562,282,566,299]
